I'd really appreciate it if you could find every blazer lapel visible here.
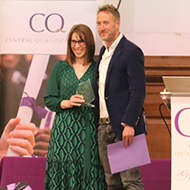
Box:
[97,46,105,67]
[105,37,125,87]
[95,46,105,78]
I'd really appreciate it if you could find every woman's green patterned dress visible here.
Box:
[44,60,107,190]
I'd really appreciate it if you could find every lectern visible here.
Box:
[161,76,190,190]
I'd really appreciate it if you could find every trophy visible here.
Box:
[76,79,95,107]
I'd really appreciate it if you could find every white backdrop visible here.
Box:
[101,0,190,56]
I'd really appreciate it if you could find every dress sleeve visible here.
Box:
[44,61,63,113]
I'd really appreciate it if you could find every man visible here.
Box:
[94,4,146,190]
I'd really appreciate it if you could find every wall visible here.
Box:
[96,0,190,56]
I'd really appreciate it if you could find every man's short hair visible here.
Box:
[97,4,120,21]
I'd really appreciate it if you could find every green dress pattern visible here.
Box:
[44,61,107,190]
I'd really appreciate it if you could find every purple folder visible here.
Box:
[107,133,151,174]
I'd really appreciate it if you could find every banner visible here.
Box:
[0,0,96,54]
[171,96,190,189]
[0,0,97,156]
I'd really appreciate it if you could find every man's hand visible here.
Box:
[33,128,51,157]
[122,124,135,148]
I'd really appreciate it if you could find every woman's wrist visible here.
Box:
[60,100,71,109]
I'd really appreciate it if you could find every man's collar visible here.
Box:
[103,33,123,51]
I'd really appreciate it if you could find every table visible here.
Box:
[140,159,171,190]
[0,157,171,190]
[0,156,46,190]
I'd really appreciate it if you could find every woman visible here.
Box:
[44,24,107,190]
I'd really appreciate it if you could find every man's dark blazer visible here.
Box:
[94,35,147,140]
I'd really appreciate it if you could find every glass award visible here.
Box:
[76,79,95,107]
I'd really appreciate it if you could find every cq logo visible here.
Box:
[175,108,190,137]
[29,13,64,33]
